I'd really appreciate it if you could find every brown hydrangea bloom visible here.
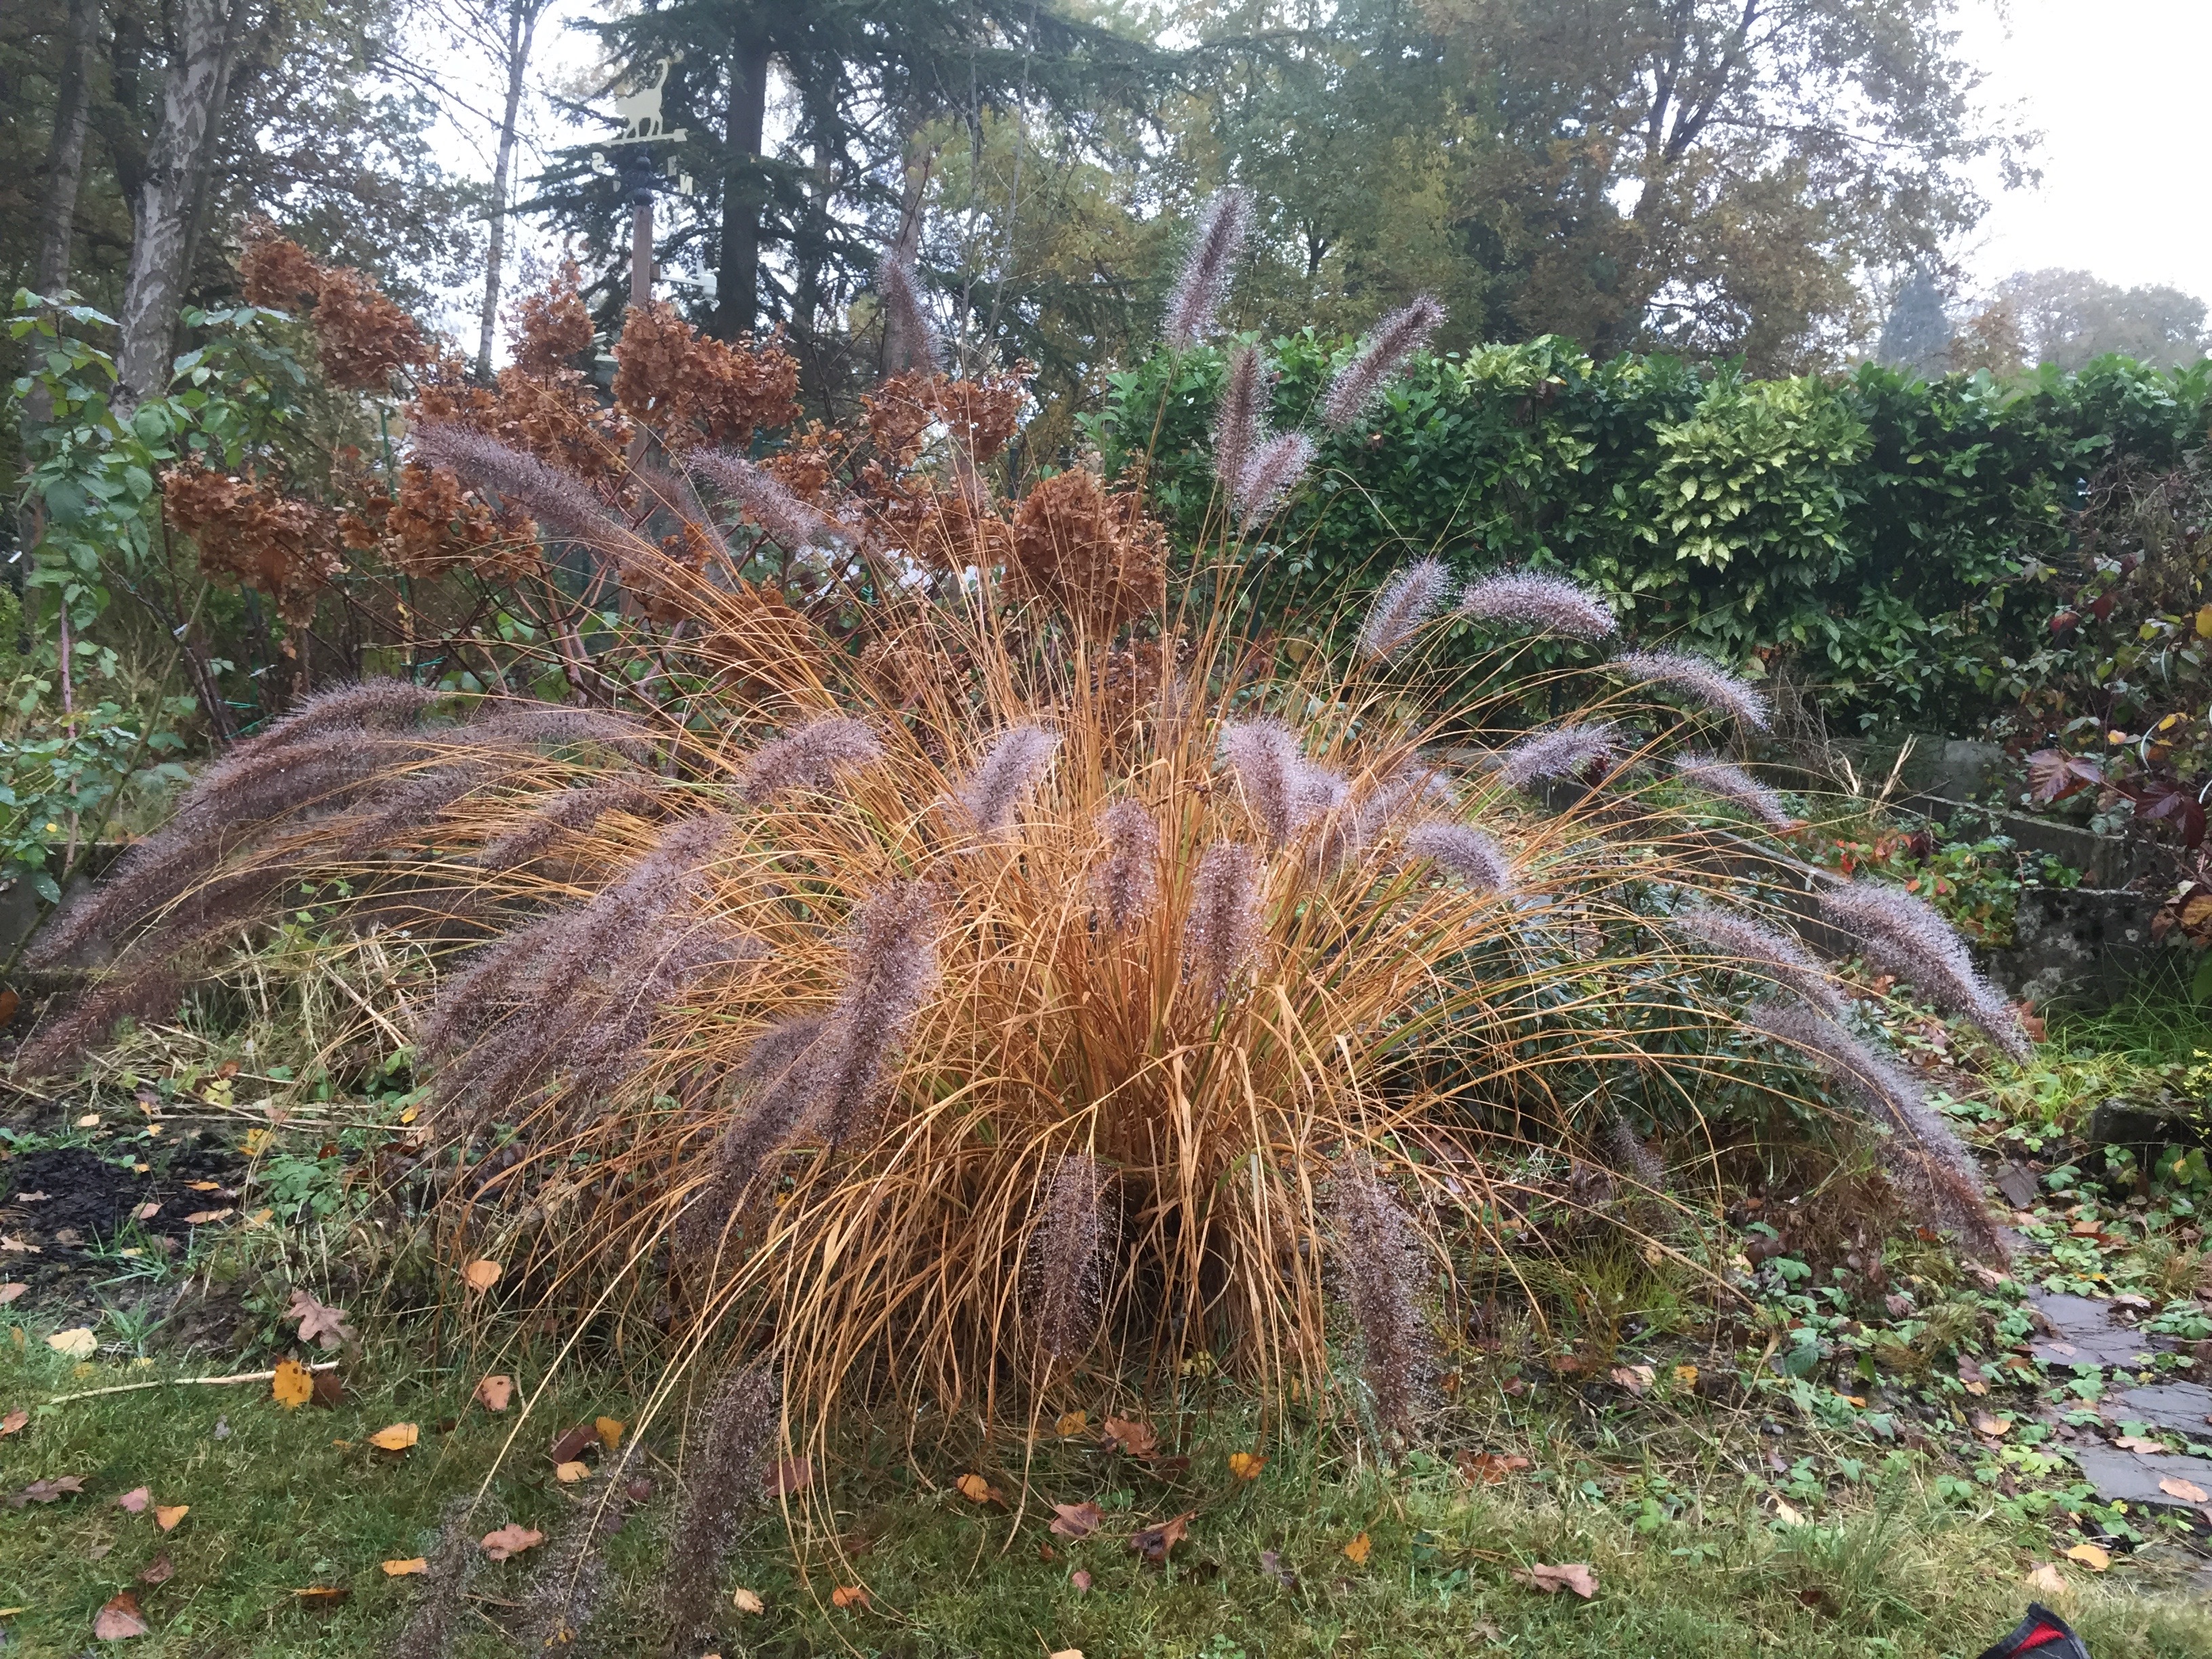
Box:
[341,461,541,582]
[233,226,426,390]
[863,371,940,468]
[237,222,321,308]
[509,262,595,377]
[611,302,800,451]
[1009,468,1168,636]
[163,464,345,623]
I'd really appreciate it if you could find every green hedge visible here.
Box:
[1090,337,2212,731]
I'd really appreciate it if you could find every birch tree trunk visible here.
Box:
[35,0,100,297]
[115,0,243,409]
[475,0,539,380]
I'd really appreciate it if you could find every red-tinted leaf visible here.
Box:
[2024,750,2102,805]
[1127,1509,1194,1564]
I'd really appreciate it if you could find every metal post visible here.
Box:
[622,143,658,308]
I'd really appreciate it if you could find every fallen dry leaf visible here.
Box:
[367,1422,419,1452]
[1128,1511,1193,1564]
[1101,1416,1158,1458]
[2113,1434,2165,1453]
[1055,1409,1088,1437]
[766,1456,811,1496]
[1342,1532,1372,1565]
[1048,1650,1084,1659]
[382,1558,428,1577]
[2025,1563,2068,1596]
[154,1504,187,1532]
[270,1359,314,1410]
[116,1486,150,1514]
[312,1370,344,1409]
[1070,1568,1092,1592]
[184,1181,220,1192]
[1228,1450,1266,1481]
[830,1584,869,1610]
[731,1587,764,1614]
[292,1586,349,1610]
[554,1460,591,1483]
[0,1284,24,1305]
[1048,1501,1101,1540]
[181,1209,233,1226]
[474,1374,514,1412]
[133,1203,159,1222]
[954,1472,999,1503]
[2063,1542,2111,1572]
[138,1555,173,1586]
[480,1523,545,1561]
[1971,1411,2013,1439]
[1771,1496,1807,1527]
[92,1591,150,1640]
[46,1328,97,1359]
[1458,1451,1532,1484]
[1,1408,28,1437]
[1671,1364,1698,1388]
[461,1259,502,1292]
[283,1288,354,1351]
[549,1425,596,1464]
[1608,1364,1655,1395]
[1516,1562,1598,1599]
[2159,1475,2210,1503]
[7,1474,84,1507]
[594,1416,623,1452]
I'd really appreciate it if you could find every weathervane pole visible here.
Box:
[628,146,656,308]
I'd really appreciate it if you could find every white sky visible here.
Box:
[1954,0,2212,304]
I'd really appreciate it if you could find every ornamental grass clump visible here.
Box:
[24,211,2030,1458]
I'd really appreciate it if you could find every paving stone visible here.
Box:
[2113,1381,2212,1435]
[2027,1290,2171,1369]
[2071,1444,2212,1508]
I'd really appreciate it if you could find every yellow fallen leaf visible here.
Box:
[1050,1651,1084,1659]
[2064,1542,2110,1572]
[154,1504,188,1532]
[1056,1410,1088,1437]
[1971,1411,2013,1438]
[1672,1364,1698,1388]
[242,1128,273,1156]
[554,1460,591,1483]
[1343,1532,1372,1565]
[594,1416,623,1452]
[1227,1450,1265,1481]
[272,1359,314,1410]
[182,1209,233,1226]
[461,1259,501,1292]
[76,1113,99,1128]
[46,1328,96,1359]
[397,1105,419,1124]
[382,1558,428,1576]
[830,1584,869,1610]
[731,1588,764,1614]
[955,1472,998,1503]
[367,1422,419,1452]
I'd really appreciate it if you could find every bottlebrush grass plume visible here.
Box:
[1456,571,1617,641]
[1164,188,1252,348]
[1605,1115,1668,1199]
[410,422,660,570]
[737,716,883,804]
[475,779,664,871]
[1183,840,1261,1004]
[1357,558,1452,661]
[813,880,943,1143]
[952,723,1059,836]
[1221,718,1341,848]
[876,248,944,373]
[657,1366,778,1647]
[384,1498,480,1659]
[512,1472,622,1657]
[1027,1152,1107,1364]
[1493,724,1618,790]
[684,448,840,550]
[1671,754,1796,830]
[1819,882,2032,1062]
[1213,345,1269,503]
[1309,762,1449,874]
[1091,800,1162,933]
[1403,821,1511,893]
[1320,295,1445,432]
[1233,430,1315,526]
[1671,909,1843,1017]
[1748,1001,2007,1260]
[1613,649,1772,731]
[1330,1159,1427,1435]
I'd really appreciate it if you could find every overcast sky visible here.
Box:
[1955,0,2211,302]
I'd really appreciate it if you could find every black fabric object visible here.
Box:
[1978,1603,2093,1659]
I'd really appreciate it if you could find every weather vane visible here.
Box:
[586,54,694,307]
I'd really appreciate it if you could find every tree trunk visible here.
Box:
[36,0,100,296]
[115,0,243,409]
[716,30,771,341]
[476,0,537,380]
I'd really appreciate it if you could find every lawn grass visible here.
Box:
[5,1325,2210,1659]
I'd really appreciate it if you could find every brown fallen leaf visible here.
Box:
[92,1591,150,1640]
[480,1523,545,1561]
[1055,1410,1088,1437]
[270,1359,314,1410]
[7,1474,84,1507]
[731,1587,764,1614]
[830,1584,869,1610]
[1608,1364,1655,1395]
[2063,1542,2110,1572]
[2159,1475,2210,1503]
[2113,1434,2166,1453]
[2024,1563,2067,1596]
[1048,1500,1101,1540]
[766,1456,811,1496]
[1259,1548,1298,1589]
[1971,1411,2013,1439]
[1128,1510,1194,1564]
[382,1558,428,1577]
[549,1425,596,1465]
[0,1408,28,1437]
[1070,1569,1092,1592]
[138,1555,174,1586]
[134,1203,160,1222]
[1048,1650,1084,1659]
[154,1504,188,1532]
[0,1284,24,1305]
[474,1374,514,1412]
[117,1486,151,1513]
[311,1369,344,1409]
[1342,1531,1372,1566]
[1457,1451,1532,1483]
[594,1416,623,1452]
[1515,1561,1598,1599]
[1101,1416,1158,1458]
[292,1586,350,1611]
[1227,1450,1265,1481]
[181,1209,233,1226]
[283,1288,354,1351]
[47,1328,97,1359]
[462,1259,502,1293]
[954,1473,1000,1503]
[367,1422,419,1452]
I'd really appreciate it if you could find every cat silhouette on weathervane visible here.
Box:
[613,56,673,141]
